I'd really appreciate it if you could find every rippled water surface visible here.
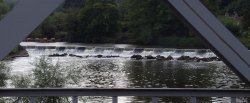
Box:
[6,43,250,103]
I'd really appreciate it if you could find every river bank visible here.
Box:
[4,45,29,60]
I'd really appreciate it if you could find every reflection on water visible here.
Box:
[125,60,216,88]
[5,43,249,103]
[8,56,250,102]
[3,43,247,102]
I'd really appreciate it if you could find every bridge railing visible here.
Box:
[1,88,250,103]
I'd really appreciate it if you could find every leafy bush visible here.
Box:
[219,16,242,36]
[224,0,250,30]
[0,1,10,20]
[11,75,31,88]
[32,57,67,103]
[32,56,65,88]
[240,32,250,49]
[9,57,69,103]
[0,62,9,87]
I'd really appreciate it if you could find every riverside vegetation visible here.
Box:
[0,57,71,103]
[1,0,250,102]
[1,0,250,48]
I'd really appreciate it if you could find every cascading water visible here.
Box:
[24,46,216,59]
[8,42,246,103]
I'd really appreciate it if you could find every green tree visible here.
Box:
[0,62,9,87]
[219,16,241,36]
[32,57,66,103]
[122,0,189,45]
[9,57,69,103]
[31,12,68,39]
[33,57,65,88]
[225,0,250,30]
[0,0,10,20]
[64,9,81,42]
[219,0,237,10]
[11,75,31,103]
[77,0,119,43]
[201,0,220,14]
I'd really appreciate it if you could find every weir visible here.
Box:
[23,44,216,59]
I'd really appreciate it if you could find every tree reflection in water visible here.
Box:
[126,60,217,88]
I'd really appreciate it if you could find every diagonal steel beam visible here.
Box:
[0,0,64,60]
[164,0,250,83]
[184,0,250,65]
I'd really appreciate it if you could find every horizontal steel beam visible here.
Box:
[163,0,250,83]
[0,88,250,97]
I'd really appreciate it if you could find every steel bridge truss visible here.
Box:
[0,0,250,103]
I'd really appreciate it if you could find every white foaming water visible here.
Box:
[7,43,241,103]
[26,48,216,58]
[25,48,217,59]
[21,42,218,59]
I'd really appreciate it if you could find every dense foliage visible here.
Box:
[122,0,190,45]
[0,62,9,87]
[78,0,120,43]
[4,0,247,48]
[9,57,68,103]
[225,0,250,29]
[0,0,9,20]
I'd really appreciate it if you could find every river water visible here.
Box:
[6,42,250,103]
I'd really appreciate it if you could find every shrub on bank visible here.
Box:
[10,57,68,103]
[0,62,9,87]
